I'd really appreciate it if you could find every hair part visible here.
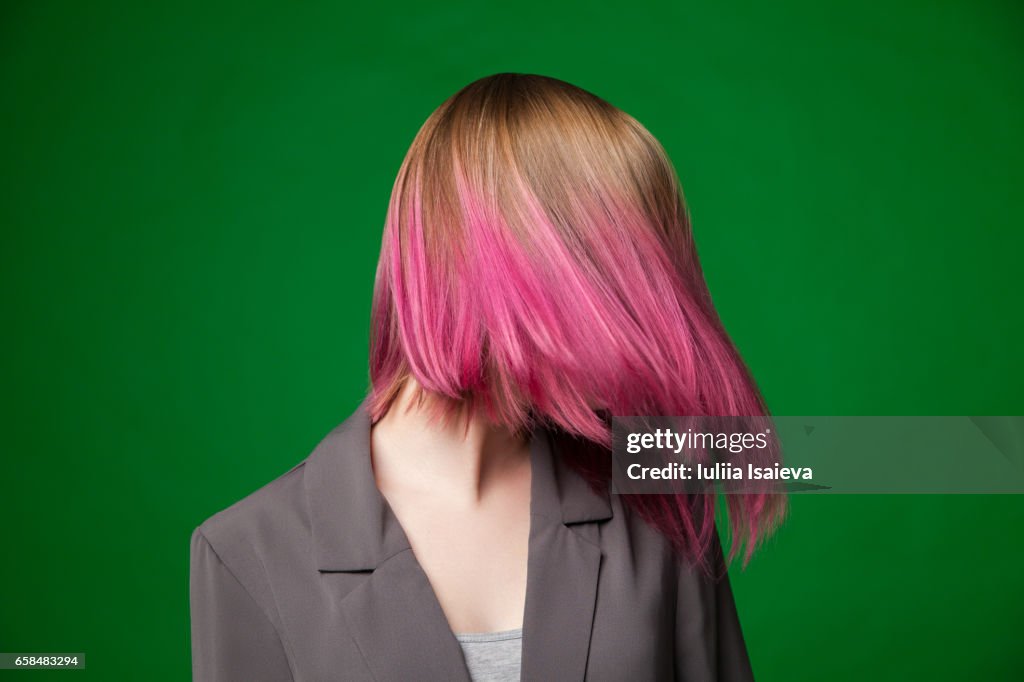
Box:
[369,73,786,568]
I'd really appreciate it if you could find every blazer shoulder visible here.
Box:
[194,457,310,565]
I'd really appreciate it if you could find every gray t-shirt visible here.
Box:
[454,628,523,682]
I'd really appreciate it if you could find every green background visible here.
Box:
[2,0,1022,679]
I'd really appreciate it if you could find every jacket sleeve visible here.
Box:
[708,565,754,681]
[675,533,755,681]
[189,527,293,681]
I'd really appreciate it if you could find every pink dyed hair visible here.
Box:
[369,73,786,568]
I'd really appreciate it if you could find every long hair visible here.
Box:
[368,73,785,568]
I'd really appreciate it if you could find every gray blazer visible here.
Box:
[189,402,754,681]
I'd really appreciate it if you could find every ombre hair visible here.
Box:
[369,73,785,568]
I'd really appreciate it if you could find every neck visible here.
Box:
[369,381,531,502]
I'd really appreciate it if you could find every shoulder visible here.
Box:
[190,458,312,592]
[189,411,364,577]
[196,459,309,552]
[604,495,730,587]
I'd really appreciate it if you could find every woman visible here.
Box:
[190,73,785,681]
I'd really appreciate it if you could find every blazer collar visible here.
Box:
[303,398,613,572]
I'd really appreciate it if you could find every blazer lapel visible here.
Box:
[338,550,472,681]
[521,429,613,681]
[304,401,471,681]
